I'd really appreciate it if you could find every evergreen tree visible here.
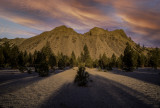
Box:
[70,51,77,67]
[117,54,123,69]
[18,51,25,67]
[58,55,65,69]
[150,48,160,69]
[74,66,89,86]
[83,44,90,61]
[123,43,134,71]
[98,53,111,70]
[49,54,57,69]
[23,50,29,66]
[10,45,19,68]
[57,53,70,69]
[101,53,108,69]
[28,52,33,66]
[111,53,116,67]
[38,62,49,77]
[93,59,99,68]
[41,42,52,62]
[83,44,92,67]
[137,53,145,68]
[0,46,4,67]
[2,42,11,66]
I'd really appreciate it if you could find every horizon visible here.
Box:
[0,0,160,47]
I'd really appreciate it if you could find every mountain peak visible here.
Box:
[52,25,77,34]
[85,27,107,35]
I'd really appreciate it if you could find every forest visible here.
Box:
[0,42,160,76]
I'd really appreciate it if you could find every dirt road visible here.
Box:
[0,68,160,108]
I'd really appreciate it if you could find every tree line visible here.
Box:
[0,42,159,76]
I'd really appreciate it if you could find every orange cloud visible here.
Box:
[0,0,160,46]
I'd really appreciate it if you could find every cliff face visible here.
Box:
[10,25,136,59]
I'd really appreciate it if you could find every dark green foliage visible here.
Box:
[70,51,77,67]
[80,44,93,68]
[111,53,116,67]
[137,53,145,68]
[98,53,112,70]
[98,53,108,69]
[37,62,49,77]
[117,54,123,69]
[58,53,69,69]
[74,66,89,86]
[93,59,99,68]
[2,42,11,65]
[123,43,135,71]
[0,46,4,67]
[149,48,160,69]
[10,45,19,68]
[28,53,33,66]
[18,52,25,67]
[18,66,26,73]
[58,57,65,69]
[0,39,159,73]
[83,44,90,61]
[27,68,32,74]
[41,42,52,62]
[106,59,113,70]
[49,54,57,69]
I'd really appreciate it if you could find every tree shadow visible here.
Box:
[40,74,157,108]
[109,68,160,86]
[0,69,69,95]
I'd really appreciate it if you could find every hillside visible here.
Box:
[0,25,139,59]
[0,38,26,46]
[17,25,138,59]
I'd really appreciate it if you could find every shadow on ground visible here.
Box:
[40,74,156,108]
[109,68,160,86]
[0,68,70,95]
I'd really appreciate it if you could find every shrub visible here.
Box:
[74,66,89,86]
[37,63,49,77]
[27,68,32,74]
[98,67,102,71]
[19,66,26,73]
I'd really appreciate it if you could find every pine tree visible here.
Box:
[49,54,57,69]
[58,56,65,69]
[101,53,108,69]
[23,50,29,66]
[10,45,19,68]
[83,44,92,67]
[83,44,90,61]
[93,59,99,68]
[74,66,89,86]
[28,52,33,66]
[0,46,4,67]
[123,42,134,71]
[111,53,116,67]
[57,53,69,69]
[38,62,49,77]
[70,51,76,67]
[150,48,160,69]
[137,53,145,68]
[117,54,123,69]
[2,42,11,66]
[41,42,52,62]
[18,51,25,67]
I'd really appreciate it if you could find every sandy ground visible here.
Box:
[0,68,160,108]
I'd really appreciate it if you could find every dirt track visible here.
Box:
[0,68,160,108]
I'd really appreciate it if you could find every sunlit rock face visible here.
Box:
[1,25,137,59]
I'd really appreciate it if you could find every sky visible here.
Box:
[0,0,160,47]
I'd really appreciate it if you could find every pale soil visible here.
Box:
[0,68,160,108]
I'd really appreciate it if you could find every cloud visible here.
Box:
[0,0,160,47]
